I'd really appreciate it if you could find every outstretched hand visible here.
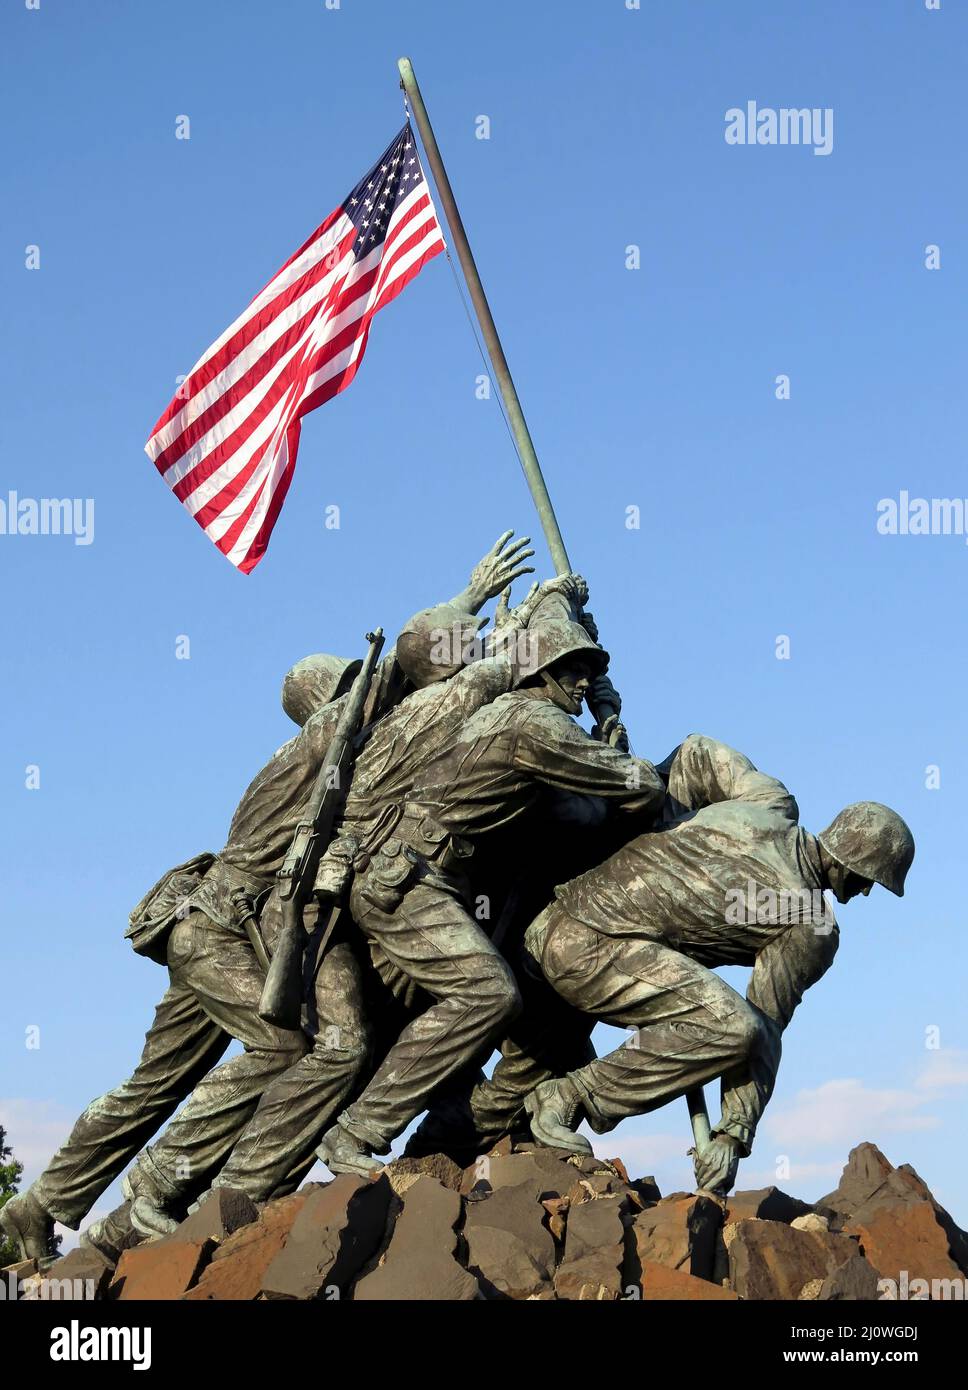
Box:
[494,579,539,630]
[467,531,535,611]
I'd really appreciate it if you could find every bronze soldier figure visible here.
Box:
[316,583,665,1176]
[0,533,535,1260]
[170,574,609,1205]
[514,734,914,1195]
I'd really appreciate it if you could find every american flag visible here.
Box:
[145,123,445,573]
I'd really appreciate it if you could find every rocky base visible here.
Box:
[11,1141,968,1301]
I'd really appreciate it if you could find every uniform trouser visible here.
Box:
[133,910,308,1205]
[338,880,522,1152]
[212,921,415,1201]
[453,962,597,1139]
[32,986,230,1228]
[530,905,767,1131]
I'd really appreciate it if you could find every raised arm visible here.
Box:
[447,529,536,616]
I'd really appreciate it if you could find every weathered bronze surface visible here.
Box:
[0,538,914,1260]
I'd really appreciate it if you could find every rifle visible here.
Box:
[258,628,385,1027]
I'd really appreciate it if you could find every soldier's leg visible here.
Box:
[407,949,595,1160]
[321,882,521,1172]
[266,944,422,1198]
[526,906,767,1149]
[212,931,374,1201]
[128,912,308,1231]
[0,984,227,1258]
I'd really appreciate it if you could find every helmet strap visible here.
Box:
[540,669,582,714]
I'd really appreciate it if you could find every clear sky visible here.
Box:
[2,0,966,1238]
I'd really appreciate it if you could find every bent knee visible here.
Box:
[725,1002,771,1058]
[471,956,522,1029]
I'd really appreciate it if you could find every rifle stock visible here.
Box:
[258,629,385,1027]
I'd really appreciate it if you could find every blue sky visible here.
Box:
[2,0,966,1236]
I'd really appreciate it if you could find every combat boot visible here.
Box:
[317,1122,383,1178]
[123,1158,181,1241]
[0,1187,57,1262]
[524,1077,593,1156]
[80,1201,139,1260]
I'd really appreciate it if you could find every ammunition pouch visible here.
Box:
[125,851,218,964]
[358,836,420,912]
[314,832,362,901]
[354,805,473,913]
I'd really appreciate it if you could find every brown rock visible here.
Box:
[111,1239,213,1300]
[640,1260,739,1301]
[39,1245,115,1300]
[183,1191,311,1302]
[354,1176,477,1301]
[818,1252,883,1301]
[566,1171,630,1205]
[821,1143,968,1278]
[630,1194,723,1282]
[728,1219,856,1300]
[465,1180,557,1299]
[631,1175,662,1205]
[563,1192,627,1261]
[726,1187,814,1225]
[486,1135,514,1158]
[819,1142,897,1217]
[542,1195,569,1242]
[606,1157,631,1184]
[555,1194,628,1302]
[846,1201,964,1289]
[260,1175,391,1300]
[462,1148,580,1201]
[555,1251,624,1300]
[171,1188,259,1246]
[383,1153,463,1198]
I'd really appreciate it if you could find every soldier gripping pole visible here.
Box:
[398,57,713,1175]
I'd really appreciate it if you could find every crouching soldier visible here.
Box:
[519,734,915,1195]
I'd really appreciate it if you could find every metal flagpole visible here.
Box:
[397,57,571,576]
[397,56,713,1176]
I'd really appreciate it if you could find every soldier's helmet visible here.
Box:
[509,619,610,689]
[817,802,915,897]
[395,605,488,689]
[282,654,362,727]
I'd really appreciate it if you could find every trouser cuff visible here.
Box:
[337,1110,390,1155]
[131,1145,189,1202]
[31,1180,81,1230]
[568,1066,619,1133]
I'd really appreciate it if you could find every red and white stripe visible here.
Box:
[145,156,444,573]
